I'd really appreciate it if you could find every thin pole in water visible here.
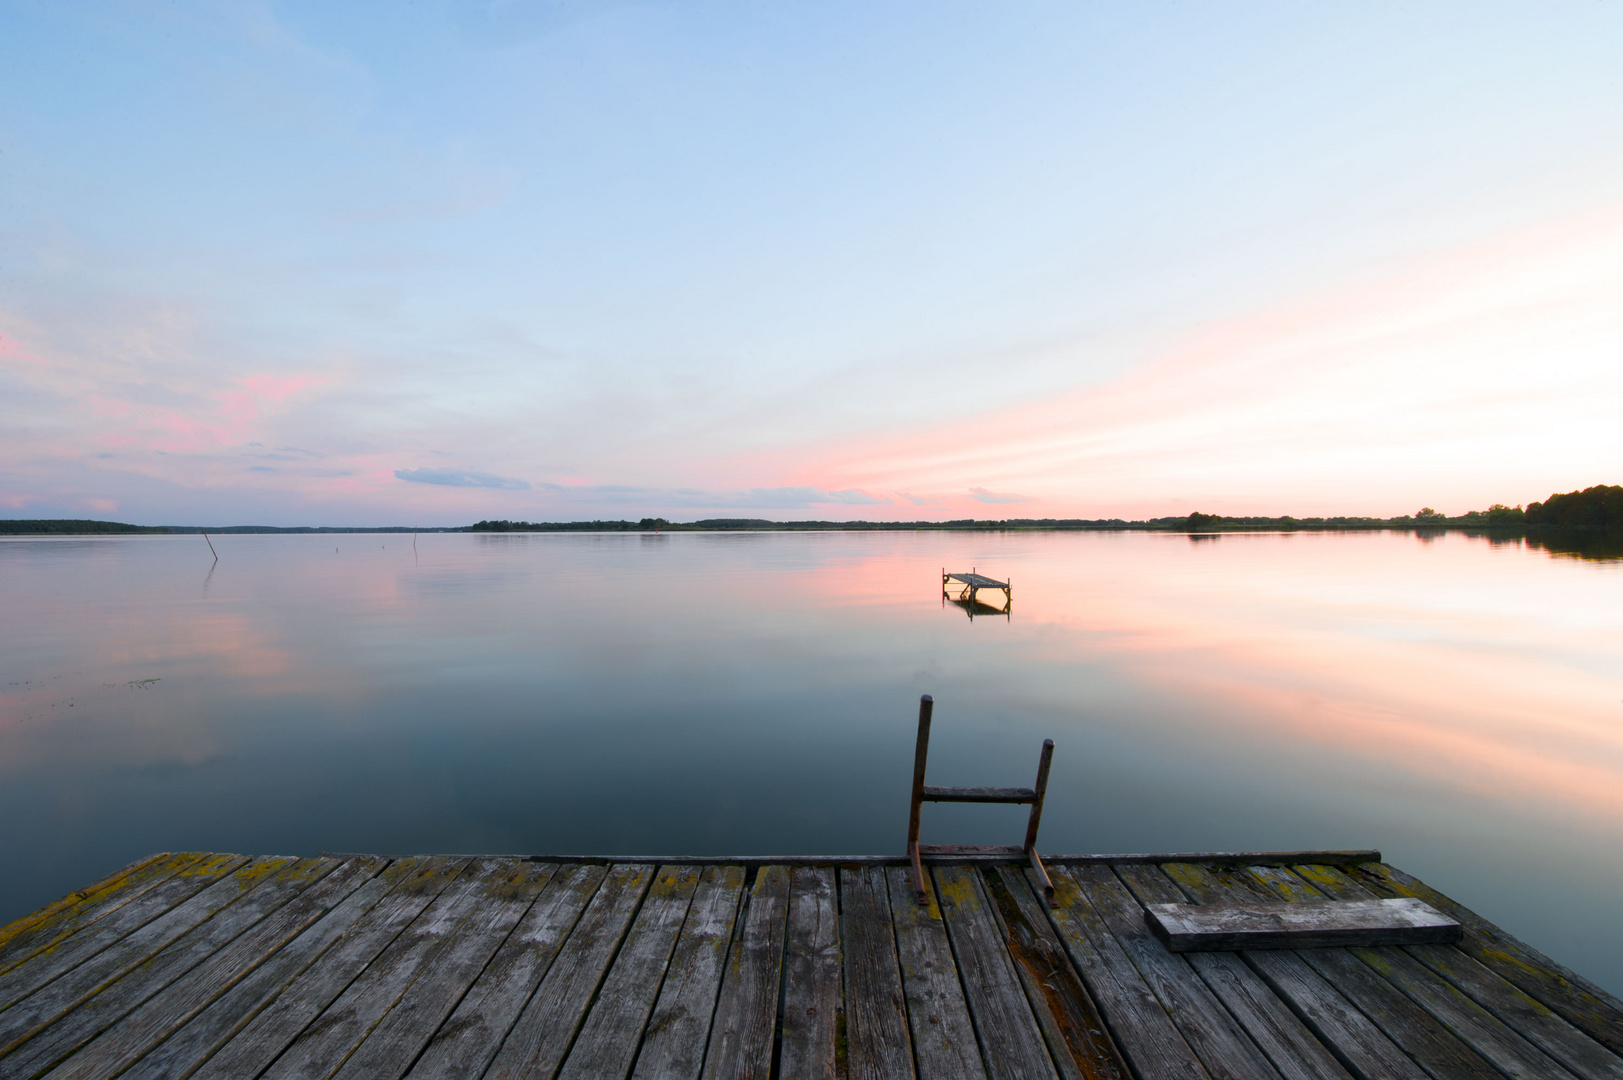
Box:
[202,530,218,563]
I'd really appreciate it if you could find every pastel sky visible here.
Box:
[3,2,1622,525]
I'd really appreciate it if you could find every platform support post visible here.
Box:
[908,694,933,904]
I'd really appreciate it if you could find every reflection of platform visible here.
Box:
[943,568,1012,620]
[3,847,1603,1080]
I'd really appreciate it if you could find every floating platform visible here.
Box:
[3,850,1621,1080]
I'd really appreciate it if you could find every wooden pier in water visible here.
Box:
[3,846,1622,1080]
[942,570,1011,620]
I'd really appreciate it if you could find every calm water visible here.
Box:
[2,530,1621,992]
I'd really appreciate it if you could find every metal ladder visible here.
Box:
[905,694,1056,906]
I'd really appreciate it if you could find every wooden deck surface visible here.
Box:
[2,851,1621,1079]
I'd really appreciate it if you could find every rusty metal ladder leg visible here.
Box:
[908,695,933,904]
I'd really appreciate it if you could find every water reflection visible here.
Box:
[0,530,1620,992]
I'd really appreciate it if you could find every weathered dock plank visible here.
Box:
[936,864,1059,1080]
[0,854,194,979]
[1160,861,1436,1080]
[0,854,248,1021]
[483,863,653,1080]
[780,867,841,1080]
[840,866,914,1080]
[329,860,559,1080]
[53,855,390,1080]
[1041,865,1212,1080]
[0,850,1613,1080]
[1115,864,1351,1080]
[189,856,470,1080]
[558,866,698,1080]
[7,857,336,1079]
[1068,864,1283,1080]
[886,866,986,1080]
[1352,861,1623,1059]
[699,865,789,1080]
[406,864,607,1080]
[984,865,1127,1080]
[630,865,745,1080]
[1239,863,1504,1080]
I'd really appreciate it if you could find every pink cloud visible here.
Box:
[777,201,1623,516]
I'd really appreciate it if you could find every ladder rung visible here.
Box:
[916,844,1025,856]
[920,785,1037,804]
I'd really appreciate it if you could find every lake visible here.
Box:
[2,529,1620,993]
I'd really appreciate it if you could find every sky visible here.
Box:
[2,1,1622,526]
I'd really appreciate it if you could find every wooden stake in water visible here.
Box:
[202,530,218,562]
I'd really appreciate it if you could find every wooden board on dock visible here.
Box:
[1145,897,1462,952]
[2,850,1619,1080]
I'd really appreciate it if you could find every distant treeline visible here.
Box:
[469,517,1143,532]
[0,521,462,535]
[8,485,1619,537]
[0,519,167,535]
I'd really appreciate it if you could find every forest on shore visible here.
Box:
[4,484,1619,537]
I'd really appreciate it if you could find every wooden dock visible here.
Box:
[3,850,1621,1080]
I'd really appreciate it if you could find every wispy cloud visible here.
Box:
[969,487,1033,504]
[394,468,531,490]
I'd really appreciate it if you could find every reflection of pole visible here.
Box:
[202,530,218,562]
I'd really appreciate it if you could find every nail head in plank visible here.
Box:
[630,865,746,1080]
[699,865,790,1080]
[840,866,916,1080]
[780,866,842,1080]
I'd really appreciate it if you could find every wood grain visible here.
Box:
[1351,861,1623,1059]
[189,856,471,1080]
[1039,865,1210,1080]
[9,857,339,1080]
[328,860,559,1080]
[71,855,392,1080]
[482,864,654,1080]
[840,866,914,1080]
[779,867,841,1080]
[699,865,789,1080]
[405,864,608,1080]
[1114,863,1350,1080]
[886,866,986,1080]
[629,866,745,1080]
[557,866,699,1080]
[933,865,1058,1080]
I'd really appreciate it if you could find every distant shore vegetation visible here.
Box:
[4,484,1619,538]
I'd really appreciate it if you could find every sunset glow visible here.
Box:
[3,4,1621,523]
